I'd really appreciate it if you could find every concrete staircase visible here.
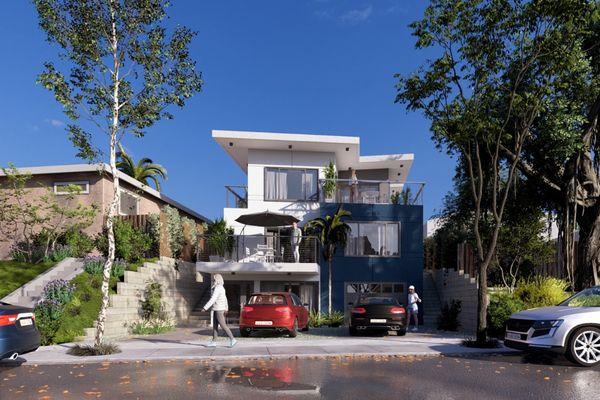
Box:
[78,257,210,341]
[422,270,442,328]
[1,258,84,308]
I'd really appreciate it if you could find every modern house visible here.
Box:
[197,130,424,315]
[0,163,210,260]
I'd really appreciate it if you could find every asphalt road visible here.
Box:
[1,353,599,399]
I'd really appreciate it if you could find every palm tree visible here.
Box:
[305,206,352,314]
[117,144,167,191]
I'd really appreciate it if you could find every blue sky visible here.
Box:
[0,0,455,221]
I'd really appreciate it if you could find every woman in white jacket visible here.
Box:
[202,274,237,347]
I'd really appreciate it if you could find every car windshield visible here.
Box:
[559,287,600,307]
[248,294,286,305]
[358,297,399,306]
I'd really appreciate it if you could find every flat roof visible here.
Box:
[213,130,414,180]
[0,163,210,223]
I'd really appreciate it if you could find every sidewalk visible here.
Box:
[12,328,517,365]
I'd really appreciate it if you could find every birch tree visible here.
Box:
[34,0,202,348]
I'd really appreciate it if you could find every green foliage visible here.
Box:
[146,213,161,256]
[63,229,94,257]
[206,218,234,258]
[326,311,345,327]
[34,299,63,345]
[390,191,400,205]
[117,144,168,191]
[182,216,198,258]
[47,244,73,263]
[322,160,337,198]
[487,292,526,337]
[130,319,174,335]
[95,219,152,262]
[164,206,184,258]
[305,206,352,262]
[0,260,54,298]
[514,277,570,309]
[308,310,327,327]
[140,281,165,321]
[437,299,462,331]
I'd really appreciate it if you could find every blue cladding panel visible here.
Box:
[312,204,424,312]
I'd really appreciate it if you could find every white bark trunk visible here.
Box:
[95,4,120,347]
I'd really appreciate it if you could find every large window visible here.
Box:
[264,167,318,201]
[346,222,400,257]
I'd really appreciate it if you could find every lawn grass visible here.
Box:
[0,260,55,299]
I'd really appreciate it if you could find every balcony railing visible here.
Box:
[225,185,248,208]
[197,234,318,264]
[319,180,424,205]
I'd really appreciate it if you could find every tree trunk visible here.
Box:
[328,257,333,315]
[95,5,120,347]
[476,259,489,343]
[577,206,600,288]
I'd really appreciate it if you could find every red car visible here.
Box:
[239,292,309,337]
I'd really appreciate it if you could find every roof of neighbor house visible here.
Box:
[212,130,415,181]
[0,163,210,223]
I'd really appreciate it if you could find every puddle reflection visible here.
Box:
[212,365,320,395]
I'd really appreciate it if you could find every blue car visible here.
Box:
[0,302,40,360]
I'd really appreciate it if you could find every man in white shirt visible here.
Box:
[407,285,421,332]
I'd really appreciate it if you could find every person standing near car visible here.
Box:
[291,221,302,263]
[407,285,421,332]
[202,274,237,348]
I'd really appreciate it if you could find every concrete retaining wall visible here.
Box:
[80,257,210,341]
[430,268,478,335]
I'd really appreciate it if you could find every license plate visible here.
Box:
[19,318,33,327]
[255,321,273,326]
[370,319,387,323]
[506,332,521,340]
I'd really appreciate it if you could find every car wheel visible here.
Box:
[397,328,407,336]
[240,328,251,338]
[568,327,600,367]
[349,326,358,336]
[288,319,298,338]
[301,322,309,332]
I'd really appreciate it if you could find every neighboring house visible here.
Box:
[0,163,210,260]
[197,130,424,314]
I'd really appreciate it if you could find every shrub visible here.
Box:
[95,219,152,262]
[309,310,327,327]
[147,213,161,257]
[64,229,94,257]
[130,319,174,335]
[41,279,75,304]
[140,281,165,320]
[47,244,73,262]
[437,299,462,331]
[487,292,526,337]
[83,255,105,275]
[34,299,63,345]
[514,276,569,309]
[326,311,345,327]
[164,206,184,258]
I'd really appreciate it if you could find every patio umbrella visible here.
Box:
[235,211,299,227]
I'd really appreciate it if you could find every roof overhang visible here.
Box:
[213,130,414,181]
[196,261,320,275]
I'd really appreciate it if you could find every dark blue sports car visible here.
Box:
[0,302,40,360]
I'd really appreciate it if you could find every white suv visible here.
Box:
[504,286,600,367]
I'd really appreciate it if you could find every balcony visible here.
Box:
[319,180,424,205]
[225,185,248,208]
[197,234,318,264]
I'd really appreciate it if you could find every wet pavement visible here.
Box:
[1,353,598,399]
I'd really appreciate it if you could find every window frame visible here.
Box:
[263,167,320,202]
[53,180,90,195]
[118,188,140,216]
[345,221,401,258]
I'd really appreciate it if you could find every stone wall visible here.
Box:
[80,257,210,341]
[430,268,478,335]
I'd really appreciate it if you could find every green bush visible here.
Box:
[64,229,94,257]
[41,279,75,304]
[34,299,63,345]
[326,311,345,327]
[47,244,73,262]
[514,276,570,309]
[95,219,152,262]
[309,310,327,327]
[487,292,525,337]
[130,319,174,335]
[140,281,165,320]
[437,299,462,331]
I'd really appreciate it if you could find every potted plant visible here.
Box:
[322,160,337,202]
[206,219,234,261]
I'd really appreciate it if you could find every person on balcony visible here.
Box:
[349,167,359,203]
[292,221,303,263]
[202,274,237,348]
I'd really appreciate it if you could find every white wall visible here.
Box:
[224,149,336,234]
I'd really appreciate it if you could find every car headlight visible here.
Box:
[532,320,563,329]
